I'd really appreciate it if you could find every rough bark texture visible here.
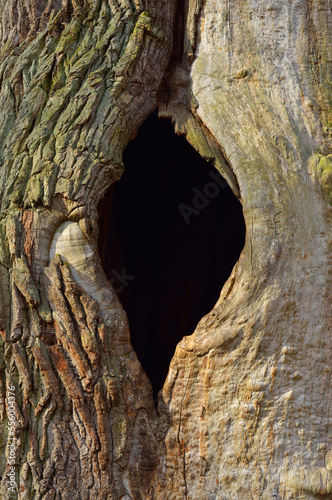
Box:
[0,1,176,498]
[0,0,331,499]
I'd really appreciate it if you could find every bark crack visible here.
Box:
[177,365,191,498]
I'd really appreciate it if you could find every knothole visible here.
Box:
[98,112,245,397]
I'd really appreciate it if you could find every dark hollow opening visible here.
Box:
[98,112,245,398]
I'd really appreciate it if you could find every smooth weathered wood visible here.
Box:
[157,1,332,498]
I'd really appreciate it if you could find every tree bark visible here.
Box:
[0,1,177,498]
[0,1,331,499]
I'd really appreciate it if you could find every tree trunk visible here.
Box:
[0,1,331,499]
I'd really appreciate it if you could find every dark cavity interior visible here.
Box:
[98,112,245,398]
